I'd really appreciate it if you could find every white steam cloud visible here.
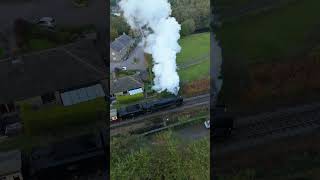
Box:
[119,0,181,95]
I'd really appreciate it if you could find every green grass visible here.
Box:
[176,32,210,83]
[21,98,106,136]
[178,59,210,83]
[176,32,210,65]
[216,0,320,63]
[28,38,57,51]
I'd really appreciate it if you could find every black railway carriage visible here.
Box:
[143,96,183,112]
[116,96,184,120]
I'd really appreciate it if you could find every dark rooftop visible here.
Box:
[110,34,133,52]
[110,74,143,95]
[0,40,107,104]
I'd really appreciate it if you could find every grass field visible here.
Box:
[179,60,210,83]
[216,0,320,63]
[176,32,210,65]
[177,32,210,83]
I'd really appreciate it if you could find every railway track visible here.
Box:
[110,94,210,130]
[215,103,320,155]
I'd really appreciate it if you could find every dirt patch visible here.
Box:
[182,78,210,97]
[221,51,320,115]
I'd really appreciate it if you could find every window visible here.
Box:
[112,52,115,56]
[41,92,56,104]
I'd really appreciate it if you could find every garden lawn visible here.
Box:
[178,59,210,83]
[21,98,106,136]
[216,0,320,63]
[176,32,210,65]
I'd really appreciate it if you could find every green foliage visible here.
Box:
[111,16,130,36]
[111,131,210,179]
[20,98,106,135]
[171,0,210,30]
[117,93,144,104]
[110,27,118,41]
[181,19,196,36]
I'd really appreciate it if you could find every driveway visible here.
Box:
[110,46,147,72]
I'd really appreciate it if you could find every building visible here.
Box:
[29,132,107,180]
[0,39,108,134]
[110,33,134,62]
[0,150,23,180]
[110,74,144,97]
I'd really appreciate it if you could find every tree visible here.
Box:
[181,19,196,36]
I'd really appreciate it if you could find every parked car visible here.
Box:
[121,66,127,71]
[36,17,56,29]
[204,120,210,129]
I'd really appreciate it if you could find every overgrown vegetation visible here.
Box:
[111,131,209,179]
[20,98,106,136]
[116,93,144,105]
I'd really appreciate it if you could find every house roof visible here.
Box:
[110,34,133,52]
[0,39,107,104]
[0,150,21,176]
[110,74,143,95]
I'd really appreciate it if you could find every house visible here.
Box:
[0,150,24,180]
[110,74,144,97]
[0,39,108,129]
[110,33,134,62]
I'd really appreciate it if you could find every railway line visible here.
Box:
[110,94,210,130]
[215,102,320,155]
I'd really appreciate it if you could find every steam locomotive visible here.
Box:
[116,96,183,120]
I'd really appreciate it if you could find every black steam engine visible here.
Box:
[117,96,183,119]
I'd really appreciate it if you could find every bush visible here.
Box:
[117,93,144,104]
[181,19,196,36]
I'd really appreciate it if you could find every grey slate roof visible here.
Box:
[110,74,143,95]
[0,40,107,104]
[110,34,133,52]
[0,150,21,176]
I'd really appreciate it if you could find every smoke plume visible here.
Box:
[119,0,181,95]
